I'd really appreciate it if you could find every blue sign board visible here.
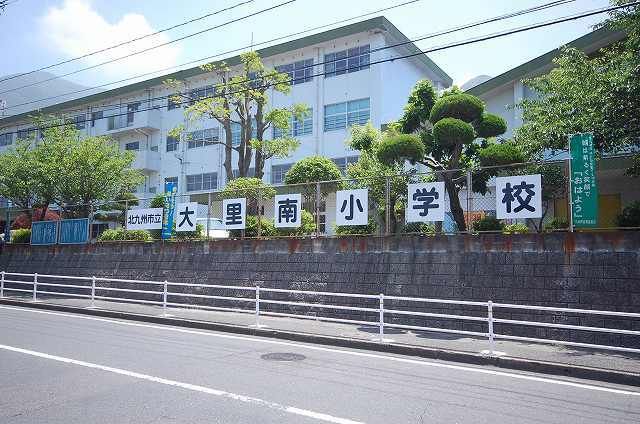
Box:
[31,221,58,245]
[59,218,90,244]
[162,181,177,239]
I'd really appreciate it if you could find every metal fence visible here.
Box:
[1,271,639,355]
[1,159,638,242]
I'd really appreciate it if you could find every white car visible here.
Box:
[196,218,229,239]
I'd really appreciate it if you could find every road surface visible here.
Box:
[0,305,638,423]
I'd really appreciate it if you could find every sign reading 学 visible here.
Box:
[495,174,542,219]
[335,189,368,226]
[175,202,198,232]
[406,182,446,222]
[570,133,598,227]
[126,208,163,230]
[274,193,302,228]
[223,198,246,230]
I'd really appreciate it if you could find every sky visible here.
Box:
[0,0,612,95]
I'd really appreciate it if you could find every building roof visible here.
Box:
[466,27,626,97]
[0,16,452,128]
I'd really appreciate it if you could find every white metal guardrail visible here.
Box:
[1,270,639,355]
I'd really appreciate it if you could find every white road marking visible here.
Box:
[1,305,639,396]
[0,343,363,424]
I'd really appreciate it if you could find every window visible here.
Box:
[273,109,313,138]
[232,168,255,179]
[276,59,314,85]
[186,172,217,192]
[91,111,103,127]
[324,45,369,78]
[125,141,139,151]
[247,72,262,89]
[231,120,257,147]
[149,187,157,194]
[127,102,140,124]
[17,128,36,141]
[166,136,179,152]
[74,114,86,130]
[0,133,12,147]
[91,223,109,239]
[324,98,370,131]
[187,128,219,149]
[332,156,359,174]
[164,177,178,191]
[271,163,293,184]
[188,85,215,105]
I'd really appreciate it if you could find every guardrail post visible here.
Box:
[487,300,495,355]
[90,276,96,308]
[378,293,385,342]
[33,273,38,302]
[162,280,168,317]
[255,285,260,327]
[0,271,4,298]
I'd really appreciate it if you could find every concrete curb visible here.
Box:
[2,298,639,387]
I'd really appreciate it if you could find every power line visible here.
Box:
[1,0,573,116]
[1,0,636,137]
[0,0,255,84]
[0,0,297,96]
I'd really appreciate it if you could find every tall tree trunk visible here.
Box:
[223,123,233,182]
[444,176,467,232]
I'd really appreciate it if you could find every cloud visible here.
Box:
[40,0,180,80]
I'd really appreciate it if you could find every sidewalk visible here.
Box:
[2,294,639,378]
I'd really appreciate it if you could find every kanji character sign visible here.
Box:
[126,208,164,230]
[336,189,368,226]
[223,198,246,230]
[175,202,198,232]
[495,174,542,219]
[406,182,445,222]
[274,194,302,228]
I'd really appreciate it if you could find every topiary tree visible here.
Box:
[284,156,344,195]
[376,81,508,231]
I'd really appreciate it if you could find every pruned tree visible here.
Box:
[376,81,509,231]
[166,51,309,181]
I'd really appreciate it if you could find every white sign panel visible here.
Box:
[336,189,368,226]
[175,202,198,232]
[495,174,542,219]
[223,198,246,230]
[126,208,163,230]
[274,193,302,228]
[406,182,446,222]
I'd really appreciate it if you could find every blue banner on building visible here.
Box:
[161,181,177,239]
[31,221,58,245]
[59,218,90,244]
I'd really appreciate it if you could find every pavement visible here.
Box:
[1,304,639,423]
[2,293,639,379]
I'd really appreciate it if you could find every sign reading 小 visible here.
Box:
[570,133,598,227]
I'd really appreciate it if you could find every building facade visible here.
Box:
[0,17,451,205]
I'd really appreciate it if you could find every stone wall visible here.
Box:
[1,232,639,346]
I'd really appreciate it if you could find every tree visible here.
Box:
[219,177,275,215]
[345,123,411,233]
[166,51,309,181]
[376,81,508,231]
[284,156,344,195]
[515,1,640,169]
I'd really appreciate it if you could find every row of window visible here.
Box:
[0,133,12,146]
[273,109,313,138]
[186,172,218,192]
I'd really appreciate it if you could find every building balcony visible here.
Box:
[132,149,161,174]
[105,108,161,136]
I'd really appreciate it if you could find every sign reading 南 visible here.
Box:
[570,133,598,227]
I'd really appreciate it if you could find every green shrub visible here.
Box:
[284,156,343,185]
[616,201,640,228]
[429,93,484,123]
[432,118,475,147]
[174,223,205,241]
[544,217,569,230]
[401,222,436,235]
[150,194,165,208]
[97,227,152,242]
[476,113,508,138]
[472,216,504,232]
[335,219,378,235]
[277,210,316,236]
[503,223,529,234]
[11,228,31,243]
[229,216,277,238]
[376,133,425,166]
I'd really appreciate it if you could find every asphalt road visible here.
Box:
[0,305,639,424]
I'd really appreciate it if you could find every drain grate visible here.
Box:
[261,352,306,362]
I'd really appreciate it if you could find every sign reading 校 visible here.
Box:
[570,133,598,227]
[162,181,177,239]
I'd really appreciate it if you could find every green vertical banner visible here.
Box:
[161,181,177,239]
[570,133,598,227]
